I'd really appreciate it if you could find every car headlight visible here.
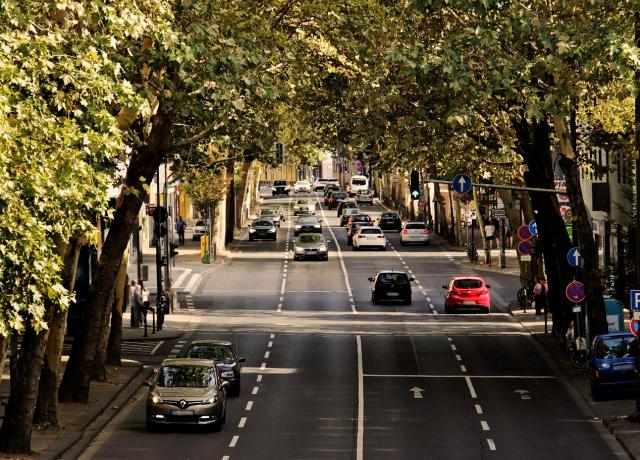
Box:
[204,394,219,404]
[319,244,327,251]
[295,225,301,229]
[221,371,234,378]
[269,228,276,233]
[295,247,304,253]
[314,224,320,228]
[151,394,163,404]
[249,228,256,233]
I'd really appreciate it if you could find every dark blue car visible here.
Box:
[590,332,637,400]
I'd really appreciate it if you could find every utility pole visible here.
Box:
[633,11,640,420]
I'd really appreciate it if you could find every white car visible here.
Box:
[293,180,311,193]
[192,220,208,240]
[352,226,387,251]
[313,178,339,191]
[401,222,430,245]
[293,199,316,215]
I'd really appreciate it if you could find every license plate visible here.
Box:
[305,250,317,253]
[462,301,476,305]
[171,410,194,416]
[386,292,400,297]
[615,364,635,371]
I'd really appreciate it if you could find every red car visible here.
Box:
[443,276,491,313]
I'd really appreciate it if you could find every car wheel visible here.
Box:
[210,418,222,432]
[221,400,227,424]
[293,255,298,261]
[249,235,254,241]
[380,245,386,251]
[353,244,358,251]
[323,255,328,261]
[425,241,430,246]
[271,235,277,241]
[405,297,412,305]
[444,303,450,314]
[146,419,157,432]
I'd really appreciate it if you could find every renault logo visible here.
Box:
[178,399,188,409]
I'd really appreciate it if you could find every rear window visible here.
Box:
[361,228,382,235]
[333,193,347,199]
[353,215,371,222]
[379,273,409,284]
[453,279,483,289]
[596,337,636,359]
[298,217,317,224]
[195,221,206,226]
[406,223,426,229]
[382,214,399,219]
[352,178,367,186]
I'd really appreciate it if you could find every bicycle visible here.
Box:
[467,242,479,264]
[569,336,588,369]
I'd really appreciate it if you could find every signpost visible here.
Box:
[517,240,533,256]
[528,219,538,236]
[451,174,472,193]
[567,247,582,268]
[566,281,586,303]
[517,225,532,241]
[630,290,640,312]
[632,319,640,337]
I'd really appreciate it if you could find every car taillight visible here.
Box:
[377,235,385,239]
[595,369,600,379]
[358,235,365,238]
[402,229,408,234]
[423,229,429,234]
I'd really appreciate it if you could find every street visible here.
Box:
[80,193,624,460]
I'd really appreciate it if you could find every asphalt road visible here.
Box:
[81,192,626,460]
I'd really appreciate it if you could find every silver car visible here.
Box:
[192,220,208,240]
[145,359,228,431]
[293,199,316,215]
[258,208,281,227]
[293,233,329,261]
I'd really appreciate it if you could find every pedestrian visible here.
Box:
[139,280,149,326]
[484,218,495,246]
[533,276,548,319]
[504,220,513,248]
[491,217,501,248]
[129,279,139,327]
[176,216,186,246]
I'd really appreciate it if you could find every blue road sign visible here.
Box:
[517,240,533,256]
[566,281,586,303]
[528,219,538,236]
[630,290,640,312]
[452,174,472,193]
[567,247,582,268]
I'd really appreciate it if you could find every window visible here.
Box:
[156,365,217,388]
[361,228,382,235]
[352,179,367,185]
[379,273,409,284]
[298,217,317,224]
[299,234,322,243]
[186,345,235,362]
[453,279,483,289]
[406,223,426,229]
[596,337,636,359]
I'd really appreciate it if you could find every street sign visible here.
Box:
[630,290,640,312]
[572,305,582,313]
[631,319,640,337]
[566,281,586,303]
[528,219,538,236]
[517,225,532,241]
[520,255,532,262]
[492,208,506,219]
[567,247,582,268]
[452,174,472,193]
[517,240,533,256]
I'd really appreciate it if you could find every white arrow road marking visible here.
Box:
[514,389,531,400]
[410,387,424,399]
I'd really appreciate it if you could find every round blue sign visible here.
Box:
[452,174,472,193]
[566,281,586,303]
[567,247,582,268]
[528,219,538,236]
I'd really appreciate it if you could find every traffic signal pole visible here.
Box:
[151,164,161,336]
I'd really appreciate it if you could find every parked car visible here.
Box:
[377,212,402,232]
[356,190,374,205]
[271,180,289,196]
[258,208,281,227]
[347,222,370,245]
[352,226,387,250]
[293,199,316,215]
[401,222,430,245]
[293,233,329,261]
[294,215,323,236]
[145,359,228,431]
[293,180,311,193]
[183,340,245,397]
[337,199,358,217]
[248,219,277,241]
[590,332,637,400]
[327,191,348,210]
[369,271,414,304]
[192,220,208,240]
[443,276,491,313]
[340,207,360,226]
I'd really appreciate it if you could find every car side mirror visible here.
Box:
[368,277,375,282]
[326,240,331,244]
[442,285,447,289]
[143,380,153,388]
[238,357,246,363]
[486,285,491,289]
[220,381,230,388]
[409,277,415,282]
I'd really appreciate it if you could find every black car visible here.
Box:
[184,340,245,397]
[337,199,358,217]
[323,184,340,197]
[328,192,348,209]
[377,212,402,231]
[294,215,323,236]
[346,222,369,245]
[248,219,277,240]
[272,180,289,196]
[369,271,414,304]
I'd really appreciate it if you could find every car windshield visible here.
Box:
[342,202,357,207]
[298,217,317,224]
[156,365,217,388]
[195,221,206,227]
[299,234,323,243]
[333,193,347,199]
[296,200,309,205]
[274,181,287,186]
[352,215,371,222]
[186,344,235,362]
[361,228,382,234]
[260,209,276,215]
[352,178,367,185]
[596,337,637,359]
[406,223,426,229]
[379,273,409,284]
[253,220,273,227]
[296,181,309,186]
[453,279,483,289]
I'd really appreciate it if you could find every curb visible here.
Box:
[42,361,146,460]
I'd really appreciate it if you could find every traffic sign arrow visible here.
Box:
[514,390,531,400]
[567,247,582,268]
[452,174,472,193]
[410,387,424,399]
[411,190,420,199]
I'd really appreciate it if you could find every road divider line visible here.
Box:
[481,421,490,431]
[465,376,477,399]
[455,354,462,361]
[245,401,253,411]
[238,417,247,428]
[260,362,266,370]
[229,435,239,447]
[356,335,364,460]
[264,351,270,359]
[487,439,496,451]
[270,333,275,339]
[257,374,262,382]
[451,344,457,351]
[268,341,273,348]
[280,278,286,294]
[222,456,229,460]
[460,365,467,373]
[252,386,259,395]
[475,404,483,414]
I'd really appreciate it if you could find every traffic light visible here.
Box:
[275,142,285,163]
[410,170,420,200]
[170,242,179,258]
[152,205,168,239]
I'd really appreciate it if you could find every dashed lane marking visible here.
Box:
[270,333,275,339]
[252,386,259,395]
[268,341,273,348]
[260,362,267,370]
[238,417,247,428]
[229,435,239,448]
[264,351,270,359]
[257,374,262,383]
[487,439,496,451]
[481,421,490,431]
[460,365,467,373]
[465,376,477,399]
[245,401,253,411]
[475,404,483,414]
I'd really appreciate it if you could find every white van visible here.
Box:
[348,175,369,196]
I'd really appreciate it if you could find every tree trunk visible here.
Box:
[235,160,251,228]
[107,254,129,366]
[553,114,608,336]
[0,335,9,385]
[33,236,82,428]
[225,162,235,245]
[59,114,171,403]
[513,115,573,333]
[91,290,113,382]
[0,314,52,453]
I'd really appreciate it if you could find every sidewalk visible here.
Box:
[513,309,640,459]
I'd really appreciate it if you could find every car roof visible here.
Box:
[356,226,381,230]
[377,270,408,275]
[595,332,635,340]
[404,221,426,225]
[451,276,485,281]
[189,339,233,346]
[160,358,215,367]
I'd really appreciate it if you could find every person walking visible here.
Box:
[533,277,548,319]
[129,279,140,327]
[140,281,150,326]
[176,216,186,246]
